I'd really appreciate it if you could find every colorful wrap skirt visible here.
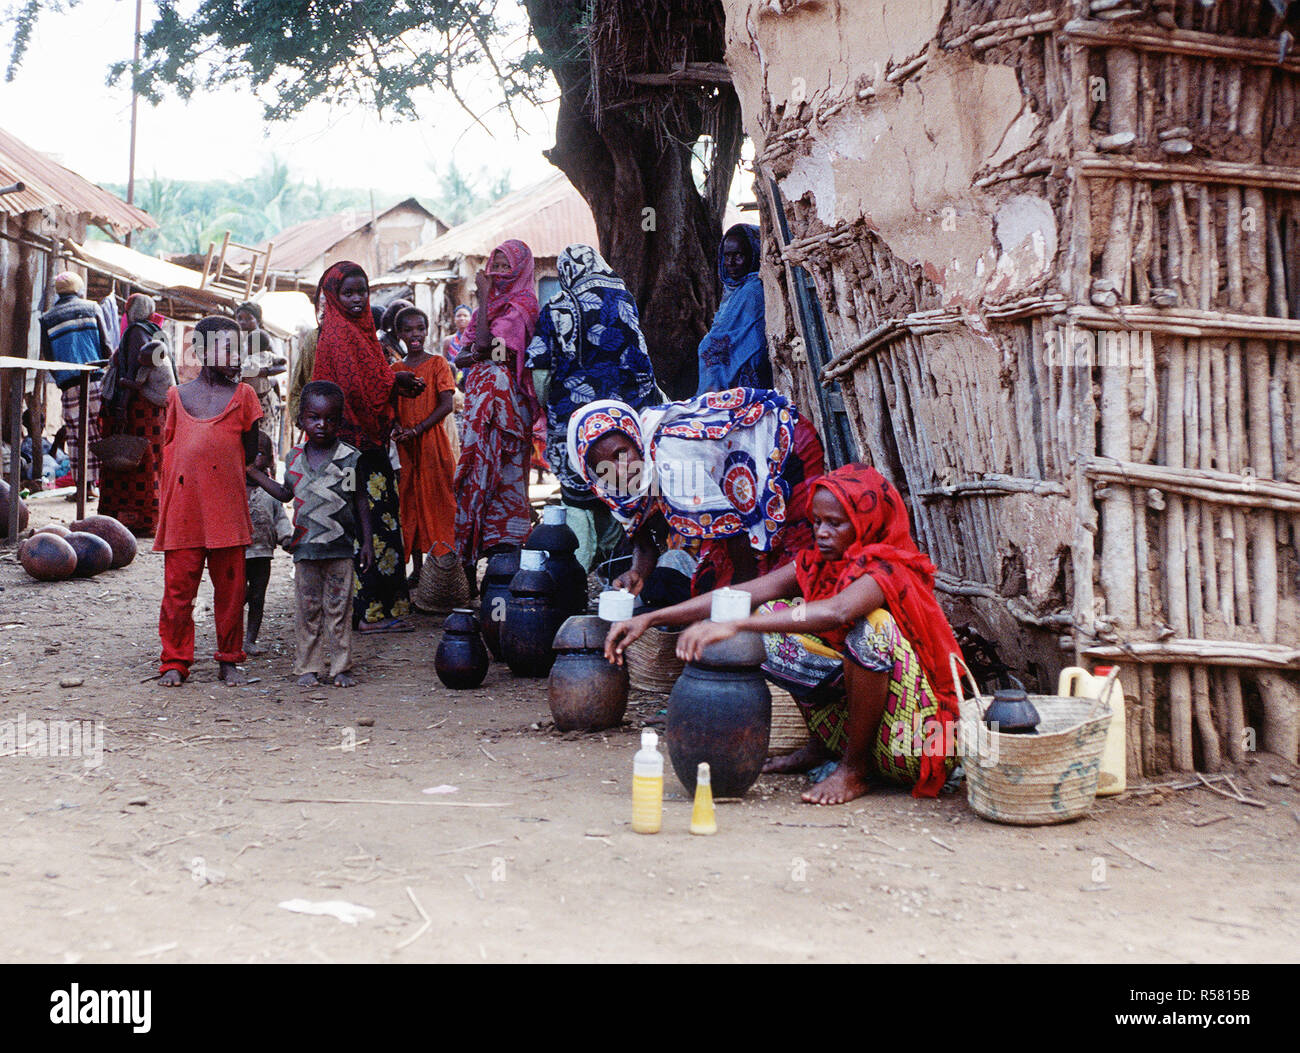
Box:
[353,448,412,627]
[760,601,953,785]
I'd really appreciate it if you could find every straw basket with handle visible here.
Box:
[767,683,810,755]
[624,625,684,694]
[952,655,1114,826]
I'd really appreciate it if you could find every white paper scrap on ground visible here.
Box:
[278,899,376,925]
[422,785,459,795]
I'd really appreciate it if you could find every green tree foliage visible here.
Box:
[99,157,398,255]
[6,1,549,122]
[427,158,513,226]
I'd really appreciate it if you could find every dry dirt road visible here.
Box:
[1,500,1297,963]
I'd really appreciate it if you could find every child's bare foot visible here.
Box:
[218,662,250,685]
[244,638,264,655]
[159,670,184,687]
[332,673,357,688]
[801,763,871,805]
[296,673,321,687]
[763,740,831,775]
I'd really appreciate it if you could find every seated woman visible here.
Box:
[604,464,964,806]
[567,388,824,595]
[695,224,773,395]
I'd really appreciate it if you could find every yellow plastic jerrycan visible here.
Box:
[1058,665,1126,796]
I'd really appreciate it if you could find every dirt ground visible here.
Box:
[1,497,1297,964]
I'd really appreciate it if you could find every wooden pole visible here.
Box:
[76,373,88,520]
[6,364,21,542]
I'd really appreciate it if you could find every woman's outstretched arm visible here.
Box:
[603,561,800,664]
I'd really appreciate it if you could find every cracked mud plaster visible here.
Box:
[725,0,1052,304]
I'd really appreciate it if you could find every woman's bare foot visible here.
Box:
[332,673,357,687]
[158,669,184,687]
[763,740,832,775]
[296,673,321,687]
[801,762,871,805]
[244,638,265,656]
[218,662,250,685]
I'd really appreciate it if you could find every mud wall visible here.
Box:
[724,0,1300,772]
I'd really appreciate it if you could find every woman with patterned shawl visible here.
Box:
[566,387,824,595]
[452,240,541,583]
[310,261,426,632]
[695,224,773,395]
[526,244,658,569]
[605,464,964,806]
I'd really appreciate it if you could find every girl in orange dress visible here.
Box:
[390,306,457,585]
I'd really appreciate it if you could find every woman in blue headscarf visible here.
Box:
[695,224,773,395]
[527,244,658,569]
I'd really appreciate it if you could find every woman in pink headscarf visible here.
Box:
[452,240,541,584]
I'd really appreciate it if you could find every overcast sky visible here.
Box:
[1,0,560,196]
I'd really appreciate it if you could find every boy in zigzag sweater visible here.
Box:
[245,380,373,687]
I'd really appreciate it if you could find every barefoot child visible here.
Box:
[245,381,373,687]
[154,316,263,686]
[605,464,965,805]
[244,430,292,655]
[390,305,456,586]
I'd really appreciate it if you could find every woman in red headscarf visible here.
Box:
[605,464,965,805]
[452,240,541,586]
[311,261,426,632]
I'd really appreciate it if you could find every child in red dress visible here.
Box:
[154,316,263,686]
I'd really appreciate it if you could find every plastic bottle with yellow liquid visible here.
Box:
[1058,664,1127,796]
[631,729,663,834]
[690,762,717,835]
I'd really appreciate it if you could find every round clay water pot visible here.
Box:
[71,514,137,568]
[32,523,72,539]
[665,631,771,798]
[524,510,588,619]
[18,532,78,581]
[501,555,564,678]
[434,608,490,690]
[548,615,628,731]
[479,550,520,659]
[66,531,114,578]
[0,479,29,538]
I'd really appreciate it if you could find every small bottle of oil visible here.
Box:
[690,762,717,835]
[631,730,663,834]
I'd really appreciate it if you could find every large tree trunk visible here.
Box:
[526,0,742,399]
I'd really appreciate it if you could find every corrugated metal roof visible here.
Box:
[68,240,312,339]
[0,125,155,234]
[396,173,598,267]
[229,197,441,274]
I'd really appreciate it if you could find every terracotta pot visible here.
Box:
[666,631,771,797]
[501,555,565,678]
[434,608,490,689]
[548,615,628,731]
[478,550,520,659]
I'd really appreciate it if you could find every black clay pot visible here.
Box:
[479,550,520,660]
[984,676,1040,734]
[502,561,565,678]
[435,608,490,690]
[524,512,588,619]
[548,615,628,731]
[665,631,771,798]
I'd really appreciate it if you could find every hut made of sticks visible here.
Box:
[722,0,1300,773]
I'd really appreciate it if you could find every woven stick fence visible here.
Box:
[754,0,1300,774]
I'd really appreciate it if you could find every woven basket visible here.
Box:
[767,683,810,755]
[413,549,471,614]
[952,656,1112,826]
[625,626,684,693]
[91,434,149,472]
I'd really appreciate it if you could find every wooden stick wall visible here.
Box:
[758,0,1300,773]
